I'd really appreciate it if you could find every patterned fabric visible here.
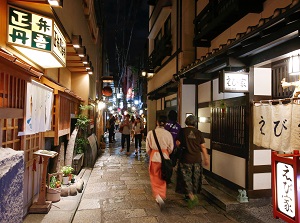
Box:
[175,163,203,195]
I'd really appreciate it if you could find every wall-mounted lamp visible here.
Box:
[48,0,63,7]
[81,55,89,64]
[101,76,114,83]
[85,61,92,70]
[141,71,147,77]
[76,47,86,57]
[97,100,106,110]
[72,35,82,48]
[88,66,94,75]
[141,69,154,78]
[288,55,300,76]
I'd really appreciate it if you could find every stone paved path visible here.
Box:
[72,132,237,223]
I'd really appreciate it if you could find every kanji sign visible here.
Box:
[219,72,249,92]
[7,6,66,68]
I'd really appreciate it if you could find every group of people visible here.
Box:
[106,113,146,156]
[145,110,209,210]
[107,110,209,210]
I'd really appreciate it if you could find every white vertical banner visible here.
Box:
[253,103,294,153]
[253,103,272,148]
[19,80,53,136]
[270,104,292,152]
[290,103,300,151]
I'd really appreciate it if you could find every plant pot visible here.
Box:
[46,187,61,202]
[62,176,69,185]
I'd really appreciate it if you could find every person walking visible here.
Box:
[146,115,173,210]
[133,117,143,155]
[120,114,131,155]
[175,115,209,209]
[165,110,181,167]
[108,114,115,143]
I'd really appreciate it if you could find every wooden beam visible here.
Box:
[0,108,23,119]
[40,76,65,93]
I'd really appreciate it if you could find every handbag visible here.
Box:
[152,130,173,183]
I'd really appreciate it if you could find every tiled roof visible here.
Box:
[0,47,83,101]
[179,0,300,76]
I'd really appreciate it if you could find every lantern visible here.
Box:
[102,86,112,97]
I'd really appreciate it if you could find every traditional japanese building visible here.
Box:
[146,0,300,201]
[0,0,104,217]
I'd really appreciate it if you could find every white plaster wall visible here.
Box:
[213,78,245,101]
[254,150,271,166]
[254,68,272,96]
[180,84,195,127]
[212,150,246,187]
[253,173,272,190]
[198,81,211,103]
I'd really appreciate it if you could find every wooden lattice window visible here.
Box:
[24,133,41,168]
[272,62,299,99]
[1,118,21,150]
[211,97,247,148]
[0,72,25,108]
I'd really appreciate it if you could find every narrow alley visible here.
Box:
[24,132,284,223]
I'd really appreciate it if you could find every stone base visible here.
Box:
[29,201,52,214]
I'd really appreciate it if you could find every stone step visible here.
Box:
[202,184,241,211]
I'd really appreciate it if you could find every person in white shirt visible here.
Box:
[120,114,132,155]
[133,117,144,154]
[146,115,173,211]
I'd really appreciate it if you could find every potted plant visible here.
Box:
[61,165,74,185]
[46,175,61,202]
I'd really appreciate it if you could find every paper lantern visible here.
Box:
[102,86,112,96]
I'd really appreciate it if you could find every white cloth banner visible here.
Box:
[290,103,300,151]
[253,103,295,153]
[19,80,54,136]
[253,103,272,148]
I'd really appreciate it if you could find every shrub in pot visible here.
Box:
[61,165,74,185]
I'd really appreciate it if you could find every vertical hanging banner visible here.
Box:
[253,103,299,153]
[19,80,54,136]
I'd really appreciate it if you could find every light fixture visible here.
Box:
[101,76,114,83]
[85,61,92,70]
[288,55,300,75]
[147,69,154,78]
[88,66,94,75]
[76,47,86,57]
[48,0,63,7]
[97,100,106,110]
[141,69,154,78]
[72,35,82,48]
[81,55,89,64]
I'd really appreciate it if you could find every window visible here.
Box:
[211,97,247,148]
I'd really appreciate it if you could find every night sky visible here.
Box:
[103,0,149,78]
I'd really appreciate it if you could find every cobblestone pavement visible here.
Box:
[71,132,236,223]
[24,132,285,223]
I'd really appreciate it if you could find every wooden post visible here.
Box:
[29,150,58,214]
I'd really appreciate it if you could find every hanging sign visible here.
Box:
[7,5,66,68]
[219,71,249,92]
[272,151,300,223]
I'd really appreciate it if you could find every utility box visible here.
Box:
[272,150,300,223]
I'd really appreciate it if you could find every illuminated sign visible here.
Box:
[7,6,66,68]
[272,151,300,223]
[219,72,249,92]
[276,162,295,218]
